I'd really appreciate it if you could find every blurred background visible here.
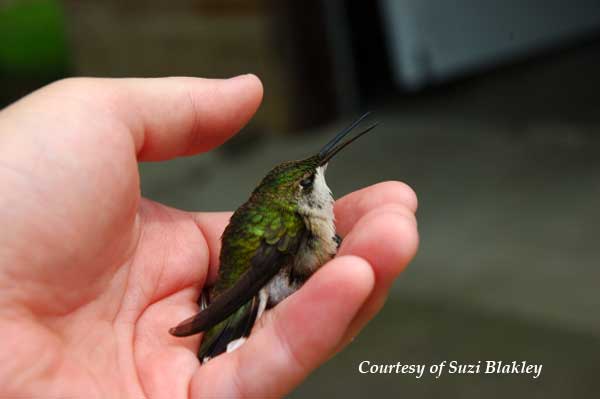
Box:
[2,0,600,397]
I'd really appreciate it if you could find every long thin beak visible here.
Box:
[318,112,378,165]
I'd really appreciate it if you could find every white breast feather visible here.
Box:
[296,165,337,274]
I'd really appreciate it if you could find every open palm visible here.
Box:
[0,75,418,398]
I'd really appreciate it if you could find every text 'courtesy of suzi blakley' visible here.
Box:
[358,360,543,379]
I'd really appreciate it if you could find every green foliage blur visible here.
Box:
[0,0,69,104]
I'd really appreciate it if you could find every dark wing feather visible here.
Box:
[170,242,289,336]
[169,205,305,337]
[197,295,259,362]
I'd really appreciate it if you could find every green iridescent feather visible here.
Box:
[212,156,319,296]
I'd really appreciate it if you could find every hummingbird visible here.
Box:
[169,112,378,363]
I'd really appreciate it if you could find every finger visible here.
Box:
[190,256,374,398]
[42,74,263,161]
[337,203,419,343]
[190,212,232,284]
[334,181,418,236]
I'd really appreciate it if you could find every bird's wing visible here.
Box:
[169,205,305,337]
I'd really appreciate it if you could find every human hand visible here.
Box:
[0,75,418,398]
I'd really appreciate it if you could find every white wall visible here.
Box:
[380,0,600,89]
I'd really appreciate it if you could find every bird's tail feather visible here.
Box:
[198,295,259,363]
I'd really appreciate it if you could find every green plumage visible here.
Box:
[213,201,304,294]
[211,156,319,297]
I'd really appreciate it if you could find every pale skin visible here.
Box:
[0,74,419,398]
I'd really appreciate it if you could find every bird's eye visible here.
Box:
[300,175,315,189]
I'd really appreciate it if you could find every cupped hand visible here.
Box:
[0,75,418,398]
